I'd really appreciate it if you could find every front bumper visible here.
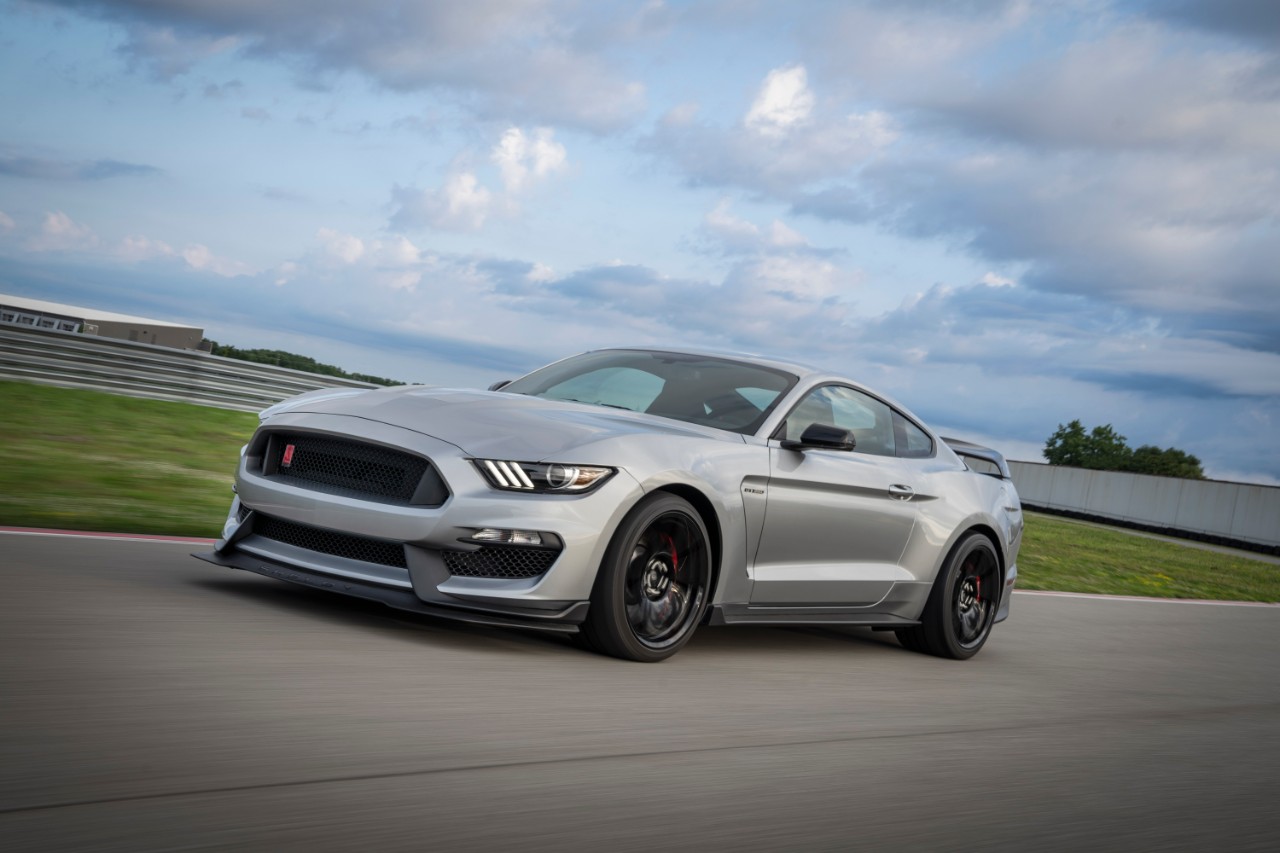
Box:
[193,547,589,632]
[196,411,645,629]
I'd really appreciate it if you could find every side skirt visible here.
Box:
[707,603,920,628]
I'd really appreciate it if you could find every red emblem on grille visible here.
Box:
[282,444,296,468]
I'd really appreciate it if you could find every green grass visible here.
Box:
[0,381,255,537]
[1,380,1276,600]
[1017,512,1279,602]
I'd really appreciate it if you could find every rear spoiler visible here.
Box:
[941,437,1011,480]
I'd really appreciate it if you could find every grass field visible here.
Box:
[1017,513,1278,602]
[2,380,1276,600]
[0,381,255,537]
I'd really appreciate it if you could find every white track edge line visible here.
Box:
[1013,590,1278,607]
[0,530,214,544]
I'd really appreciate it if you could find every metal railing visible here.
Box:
[0,324,377,413]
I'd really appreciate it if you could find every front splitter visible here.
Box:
[193,549,588,633]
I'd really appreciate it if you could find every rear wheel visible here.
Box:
[581,494,711,662]
[896,533,999,660]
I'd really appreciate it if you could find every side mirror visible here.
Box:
[488,380,512,392]
[780,423,856,452]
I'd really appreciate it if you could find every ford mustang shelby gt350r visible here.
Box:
[195,348,1022,662]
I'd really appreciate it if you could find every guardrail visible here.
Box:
[1009,460,1280,553]
[0,324,377,413]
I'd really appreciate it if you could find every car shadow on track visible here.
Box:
[190,575,916,661]
[191,575,579,657]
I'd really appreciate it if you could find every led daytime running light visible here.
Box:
[473,459,615,493]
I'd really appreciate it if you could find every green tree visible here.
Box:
[1084,423,1132,472]
[1043,419,1090,467]
[1128,445,1205,479]
[1043,421,1204,479]
[204,341,405,387]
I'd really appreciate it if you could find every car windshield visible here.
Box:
[501,350,799,435]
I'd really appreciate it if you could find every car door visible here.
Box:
[750,384,920,606]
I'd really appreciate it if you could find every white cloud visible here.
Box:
[0,211,14,231]
[116,235,176,262]
[528,263,556,283]
[492,127,567,193]
[745,65,815,137]
[647,84,897,193]
[392,126,567,231]
[29,211,99,252]
[181,243,249,277]
[439,172,493,229]
[389,171,493,232]
[980,272,1017,288]
[703,200,811,254]
[274,261,298,287]
[661,102,700,127]
[317,228,366,264]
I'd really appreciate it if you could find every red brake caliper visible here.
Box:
[663,533,679,574]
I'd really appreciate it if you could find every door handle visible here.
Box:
[888,484,915,501]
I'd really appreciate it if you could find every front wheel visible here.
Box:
[580,494,711,662]
[896,533,1000,660]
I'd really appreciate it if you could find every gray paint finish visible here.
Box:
[211,348,1022,653]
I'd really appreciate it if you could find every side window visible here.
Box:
[781,385,896,456]
[894,412,934,458]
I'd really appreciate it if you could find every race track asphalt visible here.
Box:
[2,532,1278,852]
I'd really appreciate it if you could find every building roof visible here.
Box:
[0,293,198,329]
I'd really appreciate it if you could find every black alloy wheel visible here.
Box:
[581,493,711,662]
[896,532,1000,660]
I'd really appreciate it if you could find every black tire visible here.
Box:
[581,493,712,662]
[895,533,1000,660]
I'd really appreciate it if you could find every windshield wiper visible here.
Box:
[561,397,632,411]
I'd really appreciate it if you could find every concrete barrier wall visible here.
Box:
[0,324,377,413]
[1009,460,1280,549]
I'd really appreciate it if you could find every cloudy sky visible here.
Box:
[1,0,1277,482]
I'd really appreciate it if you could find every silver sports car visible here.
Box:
[195,348,1022,662]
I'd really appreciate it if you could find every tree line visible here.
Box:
[206,342,405,387]
[1043,420,1204,479]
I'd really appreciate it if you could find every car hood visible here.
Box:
[280,386,738,459]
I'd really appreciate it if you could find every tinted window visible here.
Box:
[895,412,934,458]
[781,385,896,456]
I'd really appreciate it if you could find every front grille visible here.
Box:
[260,433,447,506]
[252,513,407,569]
[443,546,559,579]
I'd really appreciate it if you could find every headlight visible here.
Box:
[473,459,615,494]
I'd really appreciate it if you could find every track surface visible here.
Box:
[2,533,1278,851]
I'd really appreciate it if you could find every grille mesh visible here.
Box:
[265,434,441,505]
[252,513,407,569]
[443,547,558,579]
